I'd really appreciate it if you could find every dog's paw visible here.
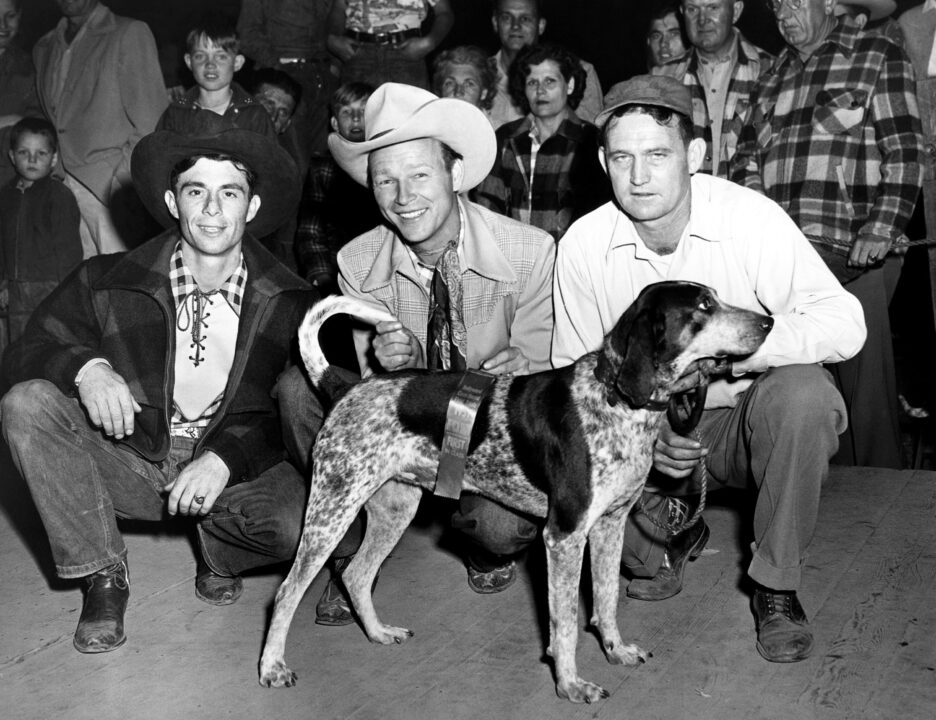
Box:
[259,660,298,688]
[556,677,610,704]
[603,640,650,666]
[366,623,414,645]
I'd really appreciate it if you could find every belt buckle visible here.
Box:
[374,32,392,45]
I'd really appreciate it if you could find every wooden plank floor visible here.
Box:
[2,441,935,720]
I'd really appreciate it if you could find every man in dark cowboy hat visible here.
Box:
[0,127,313,653]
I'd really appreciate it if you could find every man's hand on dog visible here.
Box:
[373,320,423,371]
[653,419,707,479]
[165,451,230,516]
[482,346,529,376]
[78,363,142,440]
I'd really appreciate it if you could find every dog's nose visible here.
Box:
[761,316,774,332]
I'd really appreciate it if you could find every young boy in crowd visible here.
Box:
[0,117,81,356]
[156,18,274,136]
[296,81,381,295]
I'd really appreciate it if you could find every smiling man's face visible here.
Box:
[164,157,260,263]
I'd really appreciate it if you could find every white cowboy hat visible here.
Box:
[834,0,896,21]
[328,82,496,190]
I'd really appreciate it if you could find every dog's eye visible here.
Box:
[697,298,712,312]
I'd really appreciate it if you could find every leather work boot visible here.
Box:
[73,560,130,653]
[752,587,814,662]
[195,557,243,606]
[626,516,710,601]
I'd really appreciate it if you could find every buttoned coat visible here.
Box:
[32,4,168,203]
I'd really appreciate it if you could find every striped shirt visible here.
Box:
[730,17,924,254]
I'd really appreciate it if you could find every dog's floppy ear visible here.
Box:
[596,302,659,408]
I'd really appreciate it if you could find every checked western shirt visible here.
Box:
[683,31,773,178]
[474,113,610,241]
[730,17,924,254]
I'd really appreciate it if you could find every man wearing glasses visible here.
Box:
[732,0,923,471]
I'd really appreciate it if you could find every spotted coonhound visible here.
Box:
[259,280,773,703]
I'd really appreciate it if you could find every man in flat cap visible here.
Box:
[552,75,865,663]
[1,127,313,653]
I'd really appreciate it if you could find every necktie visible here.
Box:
[426,240,467,372]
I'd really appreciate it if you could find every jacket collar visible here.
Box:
[54,2,114,40]
[361,198,518,292]
[502,112,588,143]
[95,229,309,298]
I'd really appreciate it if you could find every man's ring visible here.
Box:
[194,496,205,505]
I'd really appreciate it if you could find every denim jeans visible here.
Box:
[339,43,428,89]
[1,380,306,579]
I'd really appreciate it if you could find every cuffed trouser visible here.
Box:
[1,380,306,579]
[275,364,540,568]
[621,365,846,592]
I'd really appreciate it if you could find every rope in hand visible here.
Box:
[636,358,731,535]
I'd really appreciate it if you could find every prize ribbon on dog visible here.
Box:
[435,370,497,499]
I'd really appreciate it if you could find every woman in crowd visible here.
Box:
[475,43,609,241]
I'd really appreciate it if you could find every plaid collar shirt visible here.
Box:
[474,113,608,241]
[169,242,248,434]
[730,18,924,252]
[683,31,773,178]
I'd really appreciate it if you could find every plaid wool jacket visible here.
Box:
[683,32,774,178]
[474,114,610,241]
[3,230,314,484]
[337,199,555,375]
[730,17,924,253]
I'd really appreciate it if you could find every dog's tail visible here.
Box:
[298,295,396,390]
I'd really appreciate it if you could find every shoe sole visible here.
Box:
[195,583,243,606]
[755,639,813,663]
[73,633,127,654]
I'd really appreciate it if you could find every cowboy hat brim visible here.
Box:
[131,128,300,238]
[835,0,896,21]
[328,97,496,190]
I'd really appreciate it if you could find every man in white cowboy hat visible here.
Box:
[731,0,923,470]
[279,81,555,624]
[1,126,313,654]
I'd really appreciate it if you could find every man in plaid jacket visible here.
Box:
[731,0,924,469]
[1,128,313,654]
[680,0,774,178]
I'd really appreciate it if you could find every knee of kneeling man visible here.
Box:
[1,379,61,425]
[466,512,539,557]
[758,365,844,424]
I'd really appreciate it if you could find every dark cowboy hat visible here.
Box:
[131,125,300,238]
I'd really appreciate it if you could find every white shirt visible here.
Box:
[925,0,936,77]
[552,174,867,408]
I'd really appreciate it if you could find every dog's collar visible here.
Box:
[641,398,670,412]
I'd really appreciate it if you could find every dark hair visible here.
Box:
[366,140,463,187]
[646,2,688,69]
[600,104,695,147]
[491,0,541,16]
[185,16,240,55]
[330,81,376,119]
[9,116,58,152]
[169,153,257,194]
[431,45,498,111]
[508,43,587,113]
[246,67,303,107]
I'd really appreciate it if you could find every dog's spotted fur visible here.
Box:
[259,281,773,703]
